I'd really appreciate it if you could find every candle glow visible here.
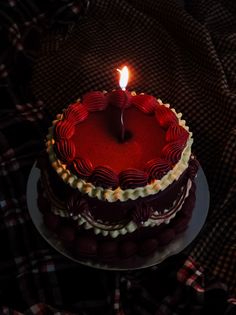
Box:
[117,66,129,90]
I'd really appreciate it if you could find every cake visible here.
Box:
[37,88,199,262]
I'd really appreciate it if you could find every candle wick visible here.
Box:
[120,109,125,142]
[120,109,124,126]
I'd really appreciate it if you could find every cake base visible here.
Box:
[27,162,209,270]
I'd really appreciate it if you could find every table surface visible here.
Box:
[27,163,210,270]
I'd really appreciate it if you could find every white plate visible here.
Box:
[27,163,210,270]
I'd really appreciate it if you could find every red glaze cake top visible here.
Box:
[52,91,190,190]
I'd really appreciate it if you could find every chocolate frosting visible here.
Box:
[67,192,88,216]
[132,202,152,224]
[119,168,148,189]
[145,158,172,181]
[72,157,93,179]
[166,124,189,142]
[161,141,184,164]
[89,166,119,189]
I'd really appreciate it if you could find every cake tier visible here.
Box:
[38,154,198,234]
[46,92,193,203]
[38,177,196,262]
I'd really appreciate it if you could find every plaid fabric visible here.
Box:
[0,0,236,314]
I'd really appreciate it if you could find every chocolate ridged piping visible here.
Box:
[161,141,185,164]
[67,193,89,216]
[132,203,152,224]
[89,166,119,189]
[72,157,93,179]
[119,168,148,189]
[166,124,189,142]
[145,158,172,181]
[82,209,129,231]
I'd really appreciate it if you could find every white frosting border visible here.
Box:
[46,100,193,202]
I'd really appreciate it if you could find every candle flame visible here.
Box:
[117,66,129,90]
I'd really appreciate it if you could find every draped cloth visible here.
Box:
[0,0,236,314]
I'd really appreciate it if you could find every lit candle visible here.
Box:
[117,66,129,91]
[117,66,130,142]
